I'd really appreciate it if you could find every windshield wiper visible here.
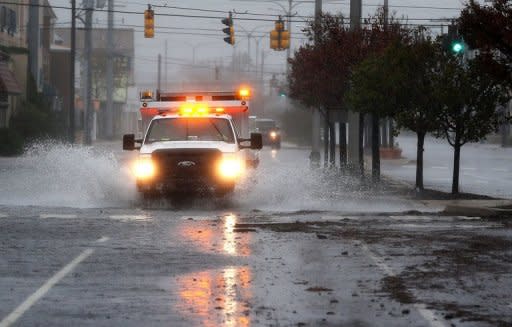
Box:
[208,119,229,142]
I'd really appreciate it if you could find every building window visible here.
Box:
[0,93,7,128]
[0,7,7,32]
[7,9,16,35]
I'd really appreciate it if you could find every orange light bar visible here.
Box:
[238,87,251,99]
[178,103,210,116]
[215,107,225,113]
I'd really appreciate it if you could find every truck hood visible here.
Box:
[140,141,238,155]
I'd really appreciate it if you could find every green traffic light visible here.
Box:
[452,42,464,53]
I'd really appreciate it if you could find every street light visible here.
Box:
[236,24,269,71]
[179,41,219,65]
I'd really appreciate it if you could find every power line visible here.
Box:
[3,1,462,25]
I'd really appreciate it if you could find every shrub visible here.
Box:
[0,127,24,156]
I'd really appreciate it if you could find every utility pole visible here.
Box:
[164,40,168,87]
[348,0,362,173]
[384,0,394,149]
[384,0,388,27]
[84,0,94,145]
[310,0,322,168]
[157,54,162,92]
[285,0,292,76]
[105,0,114,139]
[69,0,76,143]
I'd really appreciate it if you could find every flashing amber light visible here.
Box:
[215,107,225,113]
[180,106,194,115]
[178,103,211,116]
[141,90,153,100]
[238,87,251,98]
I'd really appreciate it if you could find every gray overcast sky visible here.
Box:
[48,0,467,86]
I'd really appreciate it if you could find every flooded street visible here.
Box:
[0,144,511,326]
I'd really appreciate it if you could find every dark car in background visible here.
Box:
[254,118,281,149]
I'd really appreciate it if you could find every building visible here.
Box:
[0,0,58,129]
[28,0,56,94]
[0,1,28,128]
[54,27,134,138]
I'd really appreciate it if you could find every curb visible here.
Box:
[442,205,501,217]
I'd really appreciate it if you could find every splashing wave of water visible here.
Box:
[0,142,136,208]
[234,150,418,213]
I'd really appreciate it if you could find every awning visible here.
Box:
[0,61,22,95]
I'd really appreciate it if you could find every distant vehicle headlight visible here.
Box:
[270,131,278,139]
[217,154,244,180]
[133,155,156,180]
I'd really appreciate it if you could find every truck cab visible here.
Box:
[123,89,262,197]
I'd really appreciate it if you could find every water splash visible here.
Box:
[0,141,136,208]
[234,149,419,213]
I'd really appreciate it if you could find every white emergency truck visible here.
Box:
[122,87,262,197]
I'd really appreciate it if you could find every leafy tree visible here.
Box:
[346,51,398,182]
[459,0,512,89]
[347,37,444,189]
[288,10,409,176]
[434,53,510,194]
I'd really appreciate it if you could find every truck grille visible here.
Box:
[151,149,222,180]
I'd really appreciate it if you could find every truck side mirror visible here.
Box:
[123,134,135,150]
[250,133,263,150]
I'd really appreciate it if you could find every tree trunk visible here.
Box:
[329,122,336,167]
[452,142,461,194]
[388,119,394,148]
[339,122,347,168]
[371,113,380,183]
[358,113,365,177]
[323,115,329,168]
[381,120,388,147]
[415,131,425,191]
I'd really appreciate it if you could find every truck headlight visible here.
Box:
[217,154,244,180]
[133,156,156,180]
[270,131,278,139]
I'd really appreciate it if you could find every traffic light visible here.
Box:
[270,16,289,51]
[270,30,279,49]
[222,12,235,45]
[443,24,465,55]
[280,30,290,49]
[278,87,286,97]
[144,4,154,38]
[451,41,464,54]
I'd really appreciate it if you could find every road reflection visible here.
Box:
[176,267,252,326]
[178,213,251,256]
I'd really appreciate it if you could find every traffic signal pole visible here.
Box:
[84,0,93,145]
[348,0,362,173]
[285,0,292,77]
[105,0,114,139]
[69,0,76,143]
[310,0,322,168]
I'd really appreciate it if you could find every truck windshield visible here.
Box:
[145,117,235,144]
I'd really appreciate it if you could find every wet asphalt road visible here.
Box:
[0,145,511,326]
[0,206,511,327]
